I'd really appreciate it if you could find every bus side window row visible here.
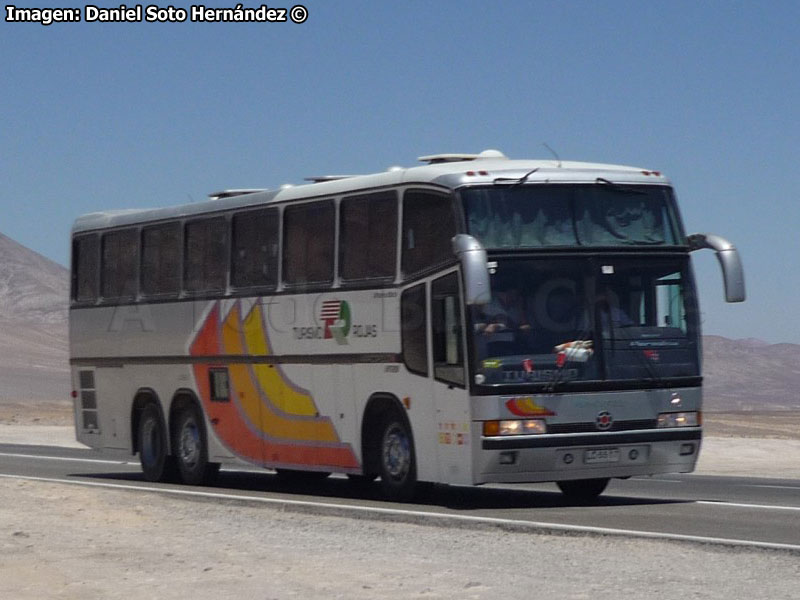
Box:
[71,189,458,303]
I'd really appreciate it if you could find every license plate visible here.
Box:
[584,448,620,464]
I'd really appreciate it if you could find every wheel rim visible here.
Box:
[382,423,411,481]
[179,417,201,470]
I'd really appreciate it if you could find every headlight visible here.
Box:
[657,411,700,428]
[483,419,546,436]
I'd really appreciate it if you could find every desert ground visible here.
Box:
[1,402,799,599]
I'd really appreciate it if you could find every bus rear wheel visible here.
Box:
[378,413,418,502]
[556,478,610,503]
[173,404,219,486]
[138,403,176,482]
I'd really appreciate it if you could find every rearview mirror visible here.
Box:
[688,233,746,303]
[452,234,490,305]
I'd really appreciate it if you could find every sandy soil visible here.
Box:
[1,478,799,600]
[2,408,800,598]
[703,411,800,440]
[0,401,73,426]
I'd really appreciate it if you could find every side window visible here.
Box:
[231,208,279,289]
[431,272,465,386]
[401,283,428,376]
[101,229,138,299]
[184,217,228,293]
[72,235,99,303]
[655,273,688,333]
[402,190,457,278]
[141,222,181,296]
[283,200,335,286]
[340,191,397,282]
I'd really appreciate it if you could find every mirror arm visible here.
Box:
[687,233,746,303]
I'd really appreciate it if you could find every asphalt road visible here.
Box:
[1,442,799,551]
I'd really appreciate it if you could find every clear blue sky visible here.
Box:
[2,1,798,342]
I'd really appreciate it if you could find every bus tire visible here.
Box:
[378,411,418,502]
[173,403,219,486]
[556,478,610,503]
[138,403,177,482]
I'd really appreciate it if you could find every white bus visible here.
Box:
[70,150,745,501]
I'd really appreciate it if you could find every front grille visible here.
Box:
[547,419,657,434]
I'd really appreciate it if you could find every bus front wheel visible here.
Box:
[378,413,418,502]
[138,403,176,482]
[173,404,219,486]
[556,478,610,503]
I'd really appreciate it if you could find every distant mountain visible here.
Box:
[0,232,68,325]
[702,336,800,411]
[0,232,69,405]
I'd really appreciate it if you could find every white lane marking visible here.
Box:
[697,500,800,512]
[1,473,799,554]
[748,484,800,491]
[0,452,136,466]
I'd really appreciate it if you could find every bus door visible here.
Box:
[430,271,471,485]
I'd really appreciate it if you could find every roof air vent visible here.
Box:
[207,189,267,200]
[304,175,356,183]
[418,153,478,165]
[417,149,508,164]
[476,149,508,160]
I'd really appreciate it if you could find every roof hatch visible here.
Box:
[417,149,508,164]
[303,175,356,183]
[207,189,267,200]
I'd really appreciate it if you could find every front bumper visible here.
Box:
[475,427,701,484]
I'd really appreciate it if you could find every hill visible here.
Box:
[702,335,800,411]
[0,232,69,325]
[0,233,70,411]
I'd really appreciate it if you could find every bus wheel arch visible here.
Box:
[169,391,219,486]
[361,394,403,476]
[361,393,420,501]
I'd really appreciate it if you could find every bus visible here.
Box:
[69,149,745,502]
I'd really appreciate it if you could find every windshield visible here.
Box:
[461,184,682,248]
[471,256,700,388]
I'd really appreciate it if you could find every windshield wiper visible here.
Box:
[494,168,539,187]
[595,177,649,195]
